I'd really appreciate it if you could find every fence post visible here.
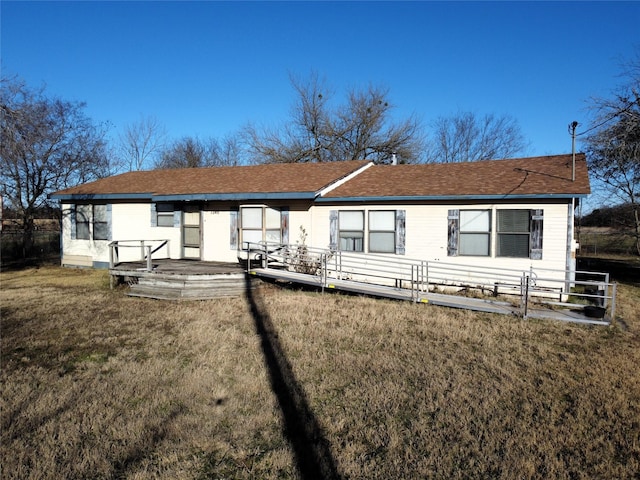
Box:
[321,253,326,293]
[146,246,152,271]
[424,260,429,292]
[610,282,617,323]
[262,242,267,269]
[109,242,115,269]
[523,275,530,320]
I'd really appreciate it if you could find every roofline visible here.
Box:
[49,193,153,201]
[152,192,316,201]
[316,193,590,202]
[51,192,589,203]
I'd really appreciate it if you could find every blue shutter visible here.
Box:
[329,210,338,251]
[230,209,238,249]
[107,204,112,241]
[70,205,77,240]
[150,203,157,227]
[173,210,181,228]
[395,210,406,255]
[447,209,459,256]
[281,207,289,245]
[530,209,543,260]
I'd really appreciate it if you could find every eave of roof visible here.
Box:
[49,160,371,200]
[316,193,588,203]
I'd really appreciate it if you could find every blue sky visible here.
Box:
[2,1,639,161]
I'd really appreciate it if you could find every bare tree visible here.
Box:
[428,111,528,163]
[584,50,640,255]
[155,135,243,169]
[0,76,108,257]
[244,72,425,164]
[119,115,166,171]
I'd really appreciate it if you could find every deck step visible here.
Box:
[127,275,256,300]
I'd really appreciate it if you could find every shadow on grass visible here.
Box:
[244,275,341,480]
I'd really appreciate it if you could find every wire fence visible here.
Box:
[0,231,61,265]
[577,229,638,256]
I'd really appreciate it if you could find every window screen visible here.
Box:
[339,211,364,252]
[459,210,490,256]
[369,211,395,253]
[93,205,109,240]
[156,203,174,227]
[76,205,91,240]
[497,210,530,258]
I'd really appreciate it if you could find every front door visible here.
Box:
[182,207,201,259]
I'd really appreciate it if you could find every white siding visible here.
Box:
[309,202,572,282]
[62,199,575,281]
[61,203,110,265]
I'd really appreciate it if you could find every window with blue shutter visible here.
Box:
[497,209,543,259]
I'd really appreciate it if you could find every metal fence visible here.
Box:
[244,241,616,323]
[0,231,61,263]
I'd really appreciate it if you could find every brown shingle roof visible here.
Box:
[51,160,370,198]
[51,154,590,201]
[322,154,590,199]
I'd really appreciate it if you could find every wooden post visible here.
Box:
[146,246,152,271]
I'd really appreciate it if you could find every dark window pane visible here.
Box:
[498,234,529,257]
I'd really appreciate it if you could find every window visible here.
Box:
[330,209,405,254]
[369,211,396,253]
[93,205,109,240]
[448,208,543,259]
[156,203,174,227]
[497,210,530,258]
[459,210,490,256]
[241,206,283,247]
[76,205,91,240]
[74,204,109,241]
[339,211,364,252]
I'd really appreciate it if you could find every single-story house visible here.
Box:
[50,153,590,285]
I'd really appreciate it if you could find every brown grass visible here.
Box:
[2,266,639,479]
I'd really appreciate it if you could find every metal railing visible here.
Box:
[109,239,170,271]
[244,241,616,322]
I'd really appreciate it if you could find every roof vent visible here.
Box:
[391,152,397,166]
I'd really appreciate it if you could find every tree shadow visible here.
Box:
[244,276,341,480]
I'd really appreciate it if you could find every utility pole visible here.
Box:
[569,121,578,182]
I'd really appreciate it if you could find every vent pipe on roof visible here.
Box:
[391,152,397,166]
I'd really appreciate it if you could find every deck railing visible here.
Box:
[109,239,170,271]
[243,241,616,322]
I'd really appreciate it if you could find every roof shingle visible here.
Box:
[323,154,590,198]
[51,160,370,197]
[51,154,590,201]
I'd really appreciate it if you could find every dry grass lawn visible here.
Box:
[1,266,639,479]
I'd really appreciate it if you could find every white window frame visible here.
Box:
[156,203,174,227]
[338,210,365,252]
[240,206,282,248]
[368,210,396,253]
[459,210,491,256]
[92,204,109,240]
[496,209,531,258]
[75,204,108,241]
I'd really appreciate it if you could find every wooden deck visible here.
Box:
[110,259,252,300]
